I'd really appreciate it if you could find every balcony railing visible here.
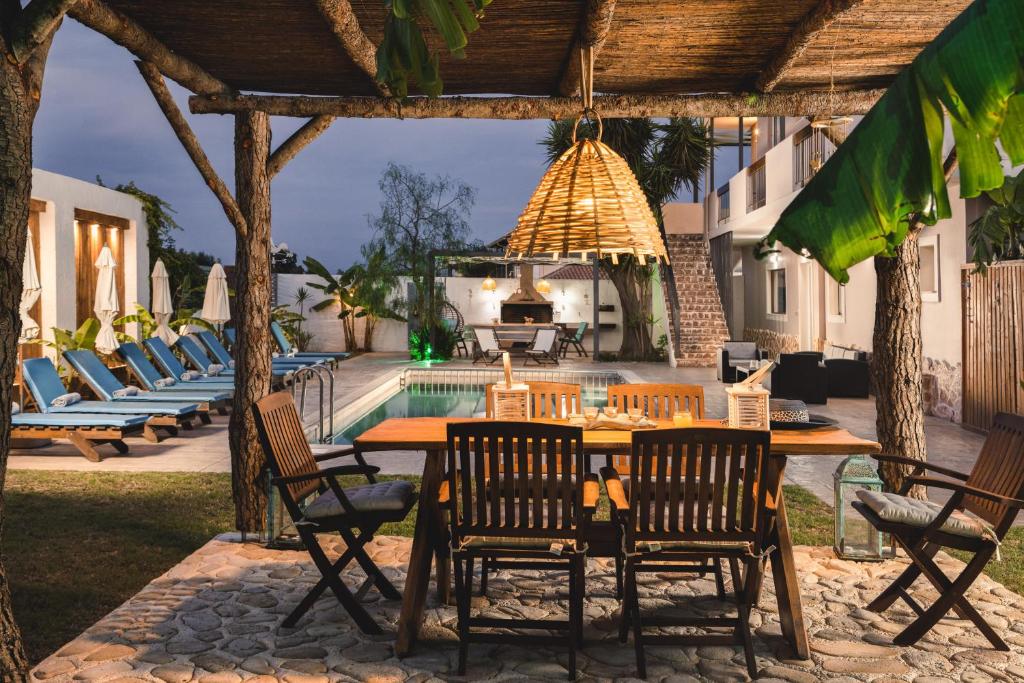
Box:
[747,159,766,212]
[717,184,730,222]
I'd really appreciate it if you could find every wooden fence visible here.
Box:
[962,261,1024,431]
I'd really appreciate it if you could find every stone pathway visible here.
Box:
[32,535,1024,682]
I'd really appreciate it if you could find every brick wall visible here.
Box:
[665,234,731,366]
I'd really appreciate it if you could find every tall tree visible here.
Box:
[362,162,475,313]
[0,2,77,676]
[540,117,711,359]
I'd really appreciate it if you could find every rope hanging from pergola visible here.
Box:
[505,46,669,266]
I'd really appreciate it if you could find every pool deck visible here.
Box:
[9,352,987,505]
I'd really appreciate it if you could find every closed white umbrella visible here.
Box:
[93,246,120,355]
[201,262,231,326]
[150,258,179,345]
[18,228,41,343]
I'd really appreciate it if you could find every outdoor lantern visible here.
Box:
[481,275,497,292]
[505,46,668,266]
[833,455,895,561]
[265,477,302,550]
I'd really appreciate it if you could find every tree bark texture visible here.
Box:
[0,27,40,681]
[604,260,654,360]
[230,112,273,533]
[872,235,927,497]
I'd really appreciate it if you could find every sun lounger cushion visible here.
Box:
[302,480,416,520]
[207,363,225,376]
[50,400,199,416]
[51,392,81,407]
[12,412,150,428]
[856,490,996,541]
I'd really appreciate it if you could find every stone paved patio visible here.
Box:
[32,535,1024,682]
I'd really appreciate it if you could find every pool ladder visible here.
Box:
[288,364,335,443]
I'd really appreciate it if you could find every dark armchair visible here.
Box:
[771,352,828,404]
[824,346,870,398]
[716,341,764,383]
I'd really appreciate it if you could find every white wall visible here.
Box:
[30,169,149,344]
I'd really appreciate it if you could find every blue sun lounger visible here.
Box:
[142,338,237,389]
[193,331,318,371]
[12,409,151,461]
[177,335,316,380]
[116,342,234,408]
[269,322,349,364]
[22,357,199,440]
[62,349,221,425]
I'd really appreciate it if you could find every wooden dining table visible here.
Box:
[354,416,881,659]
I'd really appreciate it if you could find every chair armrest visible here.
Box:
[582,473,600,512]
[871,454,969,481]
[600,466,628,514]
[906,475,1024,509]
[271,463,380,486]
[311,446,357,463]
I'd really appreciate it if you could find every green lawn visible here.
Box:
[4,471,1021,665]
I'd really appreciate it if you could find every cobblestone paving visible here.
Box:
[32,535,1024,682]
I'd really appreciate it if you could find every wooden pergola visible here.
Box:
[9,0,975,534]
[60,0,970,529]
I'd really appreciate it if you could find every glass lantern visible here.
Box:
[264,471,304,550]
[833,455,894,561]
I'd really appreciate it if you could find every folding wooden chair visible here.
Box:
[442,421,597,679]
[252,391,417,634]
[523,328,560,365]
[472,327,503,365]
[855,412,1024,650]
[603,427,777,679]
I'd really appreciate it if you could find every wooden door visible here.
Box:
[962,262,1024,431]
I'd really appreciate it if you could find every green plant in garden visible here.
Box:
[345,247,406,351]
[30,319,99,377]
[968,170,1024,271]
[304,256,358,351]
[762,0,1024,282]
[409,325,458,361]
[376,0,493,98]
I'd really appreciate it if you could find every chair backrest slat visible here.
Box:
[485,381,583,421]
[446,422,583,543]
[964,413,1024,532]
[627,428,773,546]
[608,383,705,420]
[252,391,321,501]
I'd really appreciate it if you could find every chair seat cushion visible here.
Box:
[855,490,996,540]
[637,540,752,553]
[303,480,416,520]
[459,535,582,552]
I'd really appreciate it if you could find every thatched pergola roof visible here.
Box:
[86,0,969,103]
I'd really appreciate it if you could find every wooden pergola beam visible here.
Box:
[267,114,335,179]
[8,0,78,64]
[136,61,246,232]
[70,0,230,95]
[190,88,884,119]
[757,0,867,92]
[558,0,616,97]
[313,0,388,96]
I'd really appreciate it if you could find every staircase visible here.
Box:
[665,234,731,366]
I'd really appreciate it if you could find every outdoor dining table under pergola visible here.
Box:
[354,416,881,658]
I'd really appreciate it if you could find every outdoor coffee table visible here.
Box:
[354,416,881,658]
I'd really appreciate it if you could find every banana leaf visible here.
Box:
[762,0,1024,283]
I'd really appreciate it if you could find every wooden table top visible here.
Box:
[354,417,881,456]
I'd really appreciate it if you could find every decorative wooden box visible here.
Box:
[726,361,775,430]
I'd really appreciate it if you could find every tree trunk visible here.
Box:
[0,36,37,681]
[364,315,378,352]
[230,112,273,533]
[604,260,654,360]
[872,235,927,497]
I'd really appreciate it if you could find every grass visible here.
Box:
[4,471,1022,665]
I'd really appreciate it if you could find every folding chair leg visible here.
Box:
[867,541,937,613]
[453,556,470,676]
[897,548,1007,650]
[284,543,359,627]
[297,530,382,634]
[339,527,401,600]
[713,558,727,599]
[628,561,646,679]
[567,557,578,679]
[110,439,129,454]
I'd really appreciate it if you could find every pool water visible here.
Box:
[333,385,607,445]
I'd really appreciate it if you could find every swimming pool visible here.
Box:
[330,368,626,445]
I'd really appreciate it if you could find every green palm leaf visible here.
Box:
[763,0,1024,283]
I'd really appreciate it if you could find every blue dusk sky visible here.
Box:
[33,18,740,271]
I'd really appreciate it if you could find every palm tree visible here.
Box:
[540,117,711,360]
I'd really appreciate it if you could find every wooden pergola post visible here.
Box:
[230,111,274,532]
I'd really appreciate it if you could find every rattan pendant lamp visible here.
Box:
[505,48,668,265]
